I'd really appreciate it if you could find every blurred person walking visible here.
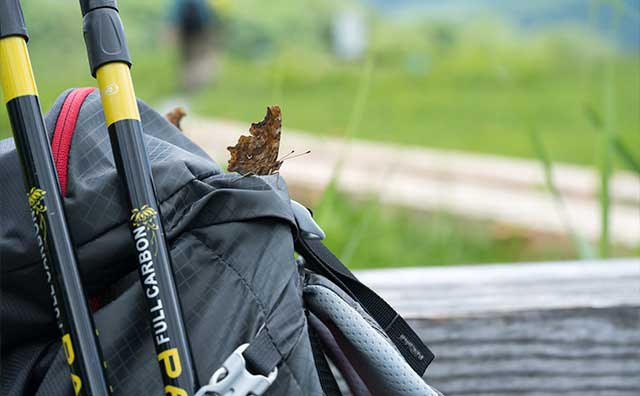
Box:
[172,0,223,91]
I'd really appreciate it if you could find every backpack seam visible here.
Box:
[84,169,217,246]
[189,231,307,394]
[4,170,217,275]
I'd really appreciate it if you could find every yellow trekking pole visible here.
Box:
[78,1,198,394]
[0,0,110,394]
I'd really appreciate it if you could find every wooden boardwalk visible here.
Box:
[356,259,640,396]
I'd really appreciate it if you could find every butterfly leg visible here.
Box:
[230,172,255,183]
[270,171,284,189]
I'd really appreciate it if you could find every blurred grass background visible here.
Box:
[1,0,638,267]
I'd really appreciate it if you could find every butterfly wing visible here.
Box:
[165,107,187,131]
[227,106,282,175]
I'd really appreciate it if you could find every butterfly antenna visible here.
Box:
[281,150,311,162]
[277,150,296,161]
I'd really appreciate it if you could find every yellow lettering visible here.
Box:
[157,348,182,379]
[62,334,75,365]
[165,385,188,396]
[71,374,82,396]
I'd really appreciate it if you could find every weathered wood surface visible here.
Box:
[356,259,640,396]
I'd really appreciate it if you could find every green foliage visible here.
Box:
[0,2,179,137]
[223,0,358,59]
[529,130,595,259]
[317,192,580,268]
[190,13,639,168]
[314,56,376,265]
[2,2,638,171]
[612,138,640,174]
[1,2,637,267]
[189,53,638,169]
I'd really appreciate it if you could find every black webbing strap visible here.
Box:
[244,331,281,376]
[296,237,434,376]
[242,313,345,396]
[243,320,345,396]
[307,317,344,396]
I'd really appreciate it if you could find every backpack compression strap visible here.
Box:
[295,237,434,376]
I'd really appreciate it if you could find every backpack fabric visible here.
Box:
[0,88,439,396]
[1,89,321,395]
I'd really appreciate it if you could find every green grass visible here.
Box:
[190,53,639,169]
[0,47,178,138]
[2,4,638,169]
[316,192,589,269]
[1,2,637,268]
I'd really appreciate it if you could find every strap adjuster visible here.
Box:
[291,200,325,240]
[195,344,278,396]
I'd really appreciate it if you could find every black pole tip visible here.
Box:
[0,0,28,40]
[80,0,118,16]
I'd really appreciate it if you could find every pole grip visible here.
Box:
[82,6,131,77]
[0,0,28,40]
[80,0,118,16]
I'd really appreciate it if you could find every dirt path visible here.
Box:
[183,117,639,247]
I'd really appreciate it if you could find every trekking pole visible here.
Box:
[0,1,111,395]
[78,1,198,394]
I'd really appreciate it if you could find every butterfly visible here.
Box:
[165,107,187,131]
[228,106,308,176]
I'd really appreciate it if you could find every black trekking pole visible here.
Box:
[0,1,111,395]
[78,1,198,394]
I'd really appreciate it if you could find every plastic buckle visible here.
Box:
[195,344,278,396]
[291,200,325,240]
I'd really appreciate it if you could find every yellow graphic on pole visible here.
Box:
[63,334,83,395]
[158,348,183,379]
[159,348,187,395]
[62,333,75,365]
[165,385,188,396]
[28,187,48,240]
[96,62,140,126]
[131,205,159,230]
[71,374,82,396]
[28,187,47,214]
[131,204,159,255]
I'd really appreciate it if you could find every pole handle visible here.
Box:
[82,6,131,77]
[0,0,28,40]
[80,0,118,16]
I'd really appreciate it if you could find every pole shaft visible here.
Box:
[0,8,110,395]
[80,2,198,394]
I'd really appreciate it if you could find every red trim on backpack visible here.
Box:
[51,87,96,197]
[51,88,105,312]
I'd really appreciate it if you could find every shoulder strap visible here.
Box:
[51,87,96,197]
[50,87,108,312]
[296,237,434,376]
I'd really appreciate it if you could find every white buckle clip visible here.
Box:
[195,344,278,396]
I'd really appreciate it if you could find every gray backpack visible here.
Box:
[0,88,441,396]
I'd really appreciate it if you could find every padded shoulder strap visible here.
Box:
[51,87,96,197]
[296,237,434,376]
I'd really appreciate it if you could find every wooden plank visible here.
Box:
[355,259,640,318]
[355,260,640,395]
[415,307,640,396]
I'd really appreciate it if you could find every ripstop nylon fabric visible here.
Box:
[0,89,323,395]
